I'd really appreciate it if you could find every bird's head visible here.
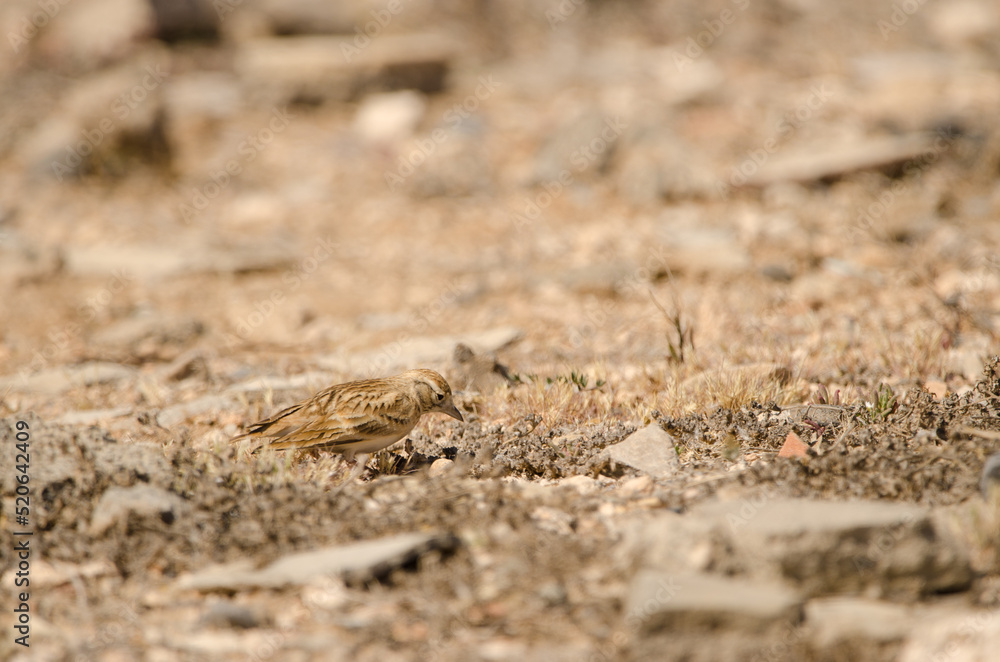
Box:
[406,369,464,422]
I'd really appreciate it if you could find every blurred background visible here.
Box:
[3,4,1000,660]
[0,0,999,420]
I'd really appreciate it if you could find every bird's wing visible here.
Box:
[238,380,418,451]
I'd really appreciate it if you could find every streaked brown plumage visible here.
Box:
[234,369,463,460]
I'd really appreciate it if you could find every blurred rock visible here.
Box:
[199,602,262,630]
[559,475,600,494]
[0,231,63,285]
[56,406,133,426]
[947,345,990,382]
[3,559,116,590]
[531,506,575,535]
[148,0,218,41]
[178,531,459,590]
[616,125,717,204]
[428,458,454,478]
[160,350,209,382]
[409,121,494,197]
[805,597,914,649]
[252,0,365,36]
[744,134,936,186]
[532,110,618,184]
[605,424,679,479]
[322,327,523,376]
[556,262,635,296]
[36,0,154,70]
[851,52,1000,130]
[65,242,297,279]
[94,313,205,356]
[630,498,973,599]
[759,264,794,282]
[0,362,136,395]
[235,33,460,105]
[17,50,171,178]
[353,90,427,143]
[659,224,751,276]
[163,71,244,173]
[927,1,999,48]
[90,483,184,536]
[449,342,512,394]
[627,570,801,634]
[899,608,1000,662]
[981,454,1000,500]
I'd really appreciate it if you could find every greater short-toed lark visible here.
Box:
[234,369,463,461]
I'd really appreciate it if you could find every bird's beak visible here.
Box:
[442,400,464,422]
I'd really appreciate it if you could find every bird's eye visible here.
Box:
[434,391,445,401]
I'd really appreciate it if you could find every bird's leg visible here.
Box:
[342,452,370,483]
[402,438,415,472]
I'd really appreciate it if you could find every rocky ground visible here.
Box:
[2,0,1000,660]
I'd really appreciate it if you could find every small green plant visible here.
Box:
[649,288,694,364]
[811,384,841,406]
[510,371,606,392]
[862,383,898,423]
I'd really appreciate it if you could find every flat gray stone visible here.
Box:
[630,498,972,599]
[606,424,679,479]
[700,497,927,537]
[626,570,802,635]
[805,597,914,648]
[713,498,972,597]
[780,404,844,426]
[178,532,459,591]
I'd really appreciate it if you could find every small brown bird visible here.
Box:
[234,369,463,461]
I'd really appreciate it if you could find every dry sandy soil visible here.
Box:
[1,0,1000,660]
